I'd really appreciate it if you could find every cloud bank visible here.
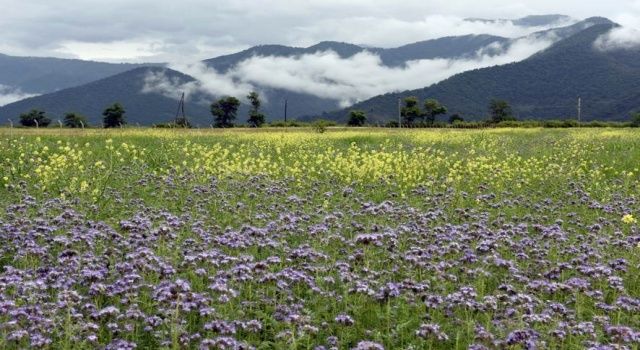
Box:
[0,0,634,62]
[144,35,555,107]
[0,85,37,107]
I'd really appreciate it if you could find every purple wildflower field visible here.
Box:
[0,128,639,349]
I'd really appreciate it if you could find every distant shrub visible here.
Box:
[63,112,88,128]
[449,114,464,124]
[385,121,399,128]
[312,120,333,133]
[153,123,173,128]
[269,120,307,127]
[153,120,192,129]
[632,113,640,127]
[174,117,192,128]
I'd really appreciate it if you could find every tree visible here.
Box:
[489,99,516,123]
[423,99,447,124]
[102,103,126,128]
[449,114,464,124]
[347,110,367,126]
[19,109,51,127]
[63,112,88,128]
[247,92,265,127]
[401,97,421,125]
[211,96,240,128]
[631,112,640,127]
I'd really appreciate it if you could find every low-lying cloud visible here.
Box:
[294,15,573,49]
[595,10,640,51]
[143,35,555,107]
[594,27,640,51]
[0,85,37,106]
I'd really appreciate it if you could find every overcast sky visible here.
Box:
[1,0,639,63]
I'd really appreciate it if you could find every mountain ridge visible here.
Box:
[3,16,636,125]
[315,22,640,123]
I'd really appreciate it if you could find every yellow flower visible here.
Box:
[622,214,637,225]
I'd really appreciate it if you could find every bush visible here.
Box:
[269,120,307,127]
[312,120,332,133]
[449,114,464,124]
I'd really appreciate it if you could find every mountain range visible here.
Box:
[0,33,522,125]
[317,18,640,123]
[0,15,638,125]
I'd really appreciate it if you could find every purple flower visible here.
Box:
[334,314,355,326]
[416,323,449,341]
[352,340,385,350]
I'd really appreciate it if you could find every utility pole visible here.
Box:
[284,99,288,123]
[577,97,582,123]
[175,92,187,126]
[398,98,402,129]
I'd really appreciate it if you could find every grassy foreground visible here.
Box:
[0,128,639,349]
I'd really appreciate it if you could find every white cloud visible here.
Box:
[288,15,573,48]
[144,34,555,107]
[0,85,38,106]
[142,63,255,100]
[594,26,640,50]
[595,8,640,51]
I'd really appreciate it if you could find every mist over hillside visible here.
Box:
[317,20,640,123]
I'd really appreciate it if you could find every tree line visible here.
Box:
[210,92,265,128]
[12,94,640,128]
[14,92,266,129]
[17,103,126,128]
[389,97,517,126]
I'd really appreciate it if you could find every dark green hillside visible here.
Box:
[0,67,213,126]
[0,54,155,94]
